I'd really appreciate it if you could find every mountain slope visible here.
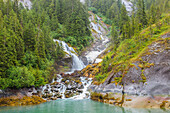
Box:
[79,14,170,108]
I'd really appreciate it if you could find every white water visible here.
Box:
[19,0,32,10]
[72,54,86,72]
[80,0,85,4]
[71,77,92,100]
[85,13,109,64]
[53,39,85,73]
[42,75,92,99]
[91,22,102,35]
[42,74,67,99]
[46,40,90,99]
[122,0,133,12]
[56,74,66,99]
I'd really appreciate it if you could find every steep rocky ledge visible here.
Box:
[82,34,170,109]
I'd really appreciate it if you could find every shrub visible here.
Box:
[0,77,10,89]
[21,51,38,68]
[6,66,35,89]
[31,68,49,87]
[88,7,98,14]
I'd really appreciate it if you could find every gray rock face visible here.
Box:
[90,36,170,96]
[0,90,3,94]
[79,56,88,66]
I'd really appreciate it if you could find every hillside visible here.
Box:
[79,14,170,108]
[0,0,170,111]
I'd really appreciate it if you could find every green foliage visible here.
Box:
[6,66,35,89]
[21,51,38,68]
[101,56,110,73]
[95,14,170,82]
[56,43,65,60]
[88,7,98,14]
[95,73,107,82]
[1,0,94,89]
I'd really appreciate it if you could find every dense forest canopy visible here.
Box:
[0,0,169,89]
[86,0,169,46]
[0,0,92,89]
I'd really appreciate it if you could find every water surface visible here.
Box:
[0,99,169,113]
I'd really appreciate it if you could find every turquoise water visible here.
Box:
[0,99,169,113]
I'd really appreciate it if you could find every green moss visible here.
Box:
[94,14,170,84]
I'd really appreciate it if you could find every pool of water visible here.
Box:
[0,99,169,113]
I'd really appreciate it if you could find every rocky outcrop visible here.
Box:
[91,92,170,109]
[41,74,92,100]
[89,35,170,108]
[56,57,73,73]
[90,36,170,95]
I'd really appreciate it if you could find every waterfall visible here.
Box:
[122,0,133,12]
[53,39,85,73]
[71,77,92,100]
[91,22,102,34]
[39,40,92,100]
[71,54,86,72]
[18,0,32,10]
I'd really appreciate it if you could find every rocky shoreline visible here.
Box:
[0,72,91,106]
[0,96,46,106]
[90,92,170,109]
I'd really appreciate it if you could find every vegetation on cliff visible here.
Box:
[0,0,91,89]
[83,0,170,85]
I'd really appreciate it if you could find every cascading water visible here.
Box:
[53,39,85,73]
[122,0,133,15]
[41,11,111,100]
[71,54,85,72]
[42,74,67,99]
[85,12,109,64]
[71,77,92,100]
[91,22,102,35]
[19,0,32,10]
[41,39,91,99]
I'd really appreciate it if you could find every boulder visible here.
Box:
[77,89,83,93]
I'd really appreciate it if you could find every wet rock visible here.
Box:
[44,89,49,93]
[53,92,60,97]
[72,85,77,90]
[51,82,59,85]
[64,90,73,98]
[57,95,62,98]
[60,73,65,77]
[65,80,69,85]
[46,93,53,98]
[78,84,84,89]
[50,97,57,100]
[42,94,47,98]
[51,88,58,92]
[66,85,72,90]
[77,89,83,93]
[79,56,88,66]
[28,89,32,92]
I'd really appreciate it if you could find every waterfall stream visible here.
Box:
[41,39,89,99]
[53,39,85,73]
[42,10,110,100]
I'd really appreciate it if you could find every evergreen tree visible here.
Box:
[23,21,36,51]
[0,11,8,77]
[111,23,119,46]
[136,0,147,27]
[51,14,59,31]
[9,10,24,60]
